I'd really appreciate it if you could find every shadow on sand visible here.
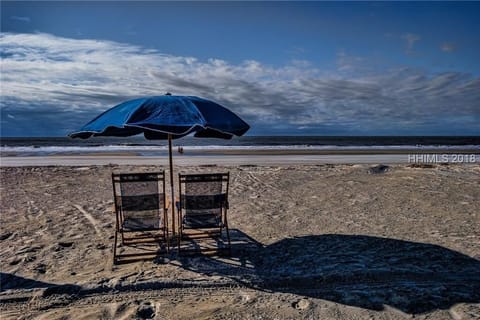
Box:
[1,273,58,291]
[2,231,479,314]
[177,231,480,314]
[0,273,81,298]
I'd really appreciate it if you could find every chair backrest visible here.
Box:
[179,173,229,227]
[112,172,165,231]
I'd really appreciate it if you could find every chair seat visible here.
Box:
[183,213,221,229]
[122,217,160,231]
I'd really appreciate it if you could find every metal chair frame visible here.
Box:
[112,171,168,264]
[177,172,231,253]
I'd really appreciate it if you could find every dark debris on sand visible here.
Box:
[368,164,389,174]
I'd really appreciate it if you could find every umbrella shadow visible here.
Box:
[175,233,480,314]
[0,272,81,295]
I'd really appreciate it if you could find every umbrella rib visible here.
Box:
[124,123,237,137]
[70,122,240,138]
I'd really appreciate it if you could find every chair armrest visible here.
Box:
[174,197,181,211]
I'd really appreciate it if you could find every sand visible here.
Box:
[1,163,479,319]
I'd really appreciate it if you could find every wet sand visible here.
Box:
[1,152,479,167]
[1,163,479,319]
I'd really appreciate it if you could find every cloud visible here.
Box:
[1,32,479,136]
[441,42,456,52]
[10,16,30,23]
[336,50,369,74]
[401,33,421,55]
[286,46,307,56]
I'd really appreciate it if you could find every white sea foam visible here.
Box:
[1,144,479,155]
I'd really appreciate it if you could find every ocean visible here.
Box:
[1,136,479,156]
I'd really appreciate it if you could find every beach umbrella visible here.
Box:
[69,94,250,236]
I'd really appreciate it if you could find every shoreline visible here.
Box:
[201,148,480,155]
[1,152,479,167]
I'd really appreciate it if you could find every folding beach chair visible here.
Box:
[112,172,168,264]
[177,173,231,253]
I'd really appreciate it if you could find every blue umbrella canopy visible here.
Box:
[69,95,249,140]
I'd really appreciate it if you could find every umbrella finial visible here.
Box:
[165,92,172,96]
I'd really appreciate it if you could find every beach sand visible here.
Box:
[1,163,479,319]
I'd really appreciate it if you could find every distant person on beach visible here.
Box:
[178,146,184,154]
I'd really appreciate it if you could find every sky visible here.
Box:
[1,1,479,137]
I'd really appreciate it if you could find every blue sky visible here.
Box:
[1,1,479,136]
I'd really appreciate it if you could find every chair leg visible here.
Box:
[225,223,232,255]
[120,229,125,245]
[177,209,182,253]
[164,210,169,253]
[164,228,168,253]
[223,209,231,254]
[177,227,181,252]
[113,230,118,265]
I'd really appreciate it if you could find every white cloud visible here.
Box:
[10,16,30,23]
[401,33,421,55]
[1,32,479,135]
[441,42,456,52]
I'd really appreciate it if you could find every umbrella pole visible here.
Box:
[168,134,176,240]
